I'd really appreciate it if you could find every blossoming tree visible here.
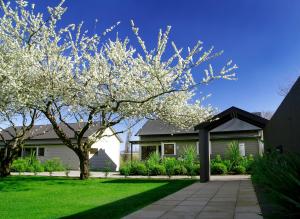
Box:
[0,0,237,179]
[0,35,40,176]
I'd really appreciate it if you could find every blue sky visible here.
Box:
[35,0,300,112]
[31,0,300,146]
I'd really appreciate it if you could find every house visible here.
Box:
[131,107,268,160]
[132,119,199,160]
[264,76,300,153]
[0,123,122,171]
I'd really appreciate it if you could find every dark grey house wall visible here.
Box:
[264,77,300,153]
[89,149,117,171]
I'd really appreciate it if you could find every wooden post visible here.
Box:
[199,129,210,182]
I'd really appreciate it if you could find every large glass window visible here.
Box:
[163,143,175,155]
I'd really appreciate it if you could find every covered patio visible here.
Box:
[195,107,268,182]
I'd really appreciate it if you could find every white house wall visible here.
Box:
[89,128,121,171]
[21,128,121,171]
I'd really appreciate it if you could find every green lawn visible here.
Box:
[0,176,195,219]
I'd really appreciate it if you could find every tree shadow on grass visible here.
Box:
[60,180,195,219]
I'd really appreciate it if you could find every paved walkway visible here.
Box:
[123,178,262,219]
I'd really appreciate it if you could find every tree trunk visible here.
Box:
[0,159,12,177]
[0,145,21,178]
[78,150,90,180]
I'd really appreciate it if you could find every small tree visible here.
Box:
[0,109,38,177]
[0,0,237,179]
[0,43,39,176]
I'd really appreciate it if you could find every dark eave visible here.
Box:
[194,106,268,131]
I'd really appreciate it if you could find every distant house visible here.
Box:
[132,107,268,160]
[132,119,199,160]
[0,123,122,171]
[264,77,300,153]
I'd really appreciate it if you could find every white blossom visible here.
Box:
[0,0,238,145]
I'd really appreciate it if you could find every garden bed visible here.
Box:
[120,142,254,177]
[251,152,300,219]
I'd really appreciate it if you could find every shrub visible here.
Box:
[146,152,160,166]
[43,158,65,172]
[233,165,246,174]
[162,157,177,178]
[119,146,200,176]
[119,164,131,177]
[184,163,195,176]
[130,161,147,175]
[184,163,200,177]
[32,161,44,172]
[211,163,227,175]
[251,152,300,218]
[181,146,198,176]
[210,152,254,175]
[222,159,233,172]
[144,153,165,176]
[11,158,27,173]
[193,164,200,175]
[26,165,35,172]
[240,155,254,173]
[148,164,166,176]
[12,156,66,174]
[29,156,44,172]
[11,156,45,173]
[174,164,187,175]
[181,146,197,165]
[226,141,242,167]
[214,154,222,163]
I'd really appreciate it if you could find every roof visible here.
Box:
[136,107,267,137]
[210,118,261,133]
[195,106,268,131]
[136,119,198,136]
[0,123,123,143]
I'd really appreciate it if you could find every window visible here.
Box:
[24,147,37,157]
[23,147,44,157]
[163,143,176,155]
[38,147,45,156]
[141,146,157,160]
[239,143,245,157]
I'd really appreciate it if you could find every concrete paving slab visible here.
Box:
[235,212,263,219]
[196,211,234,219]
[160,210,199,219]
[123,176,262,219]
